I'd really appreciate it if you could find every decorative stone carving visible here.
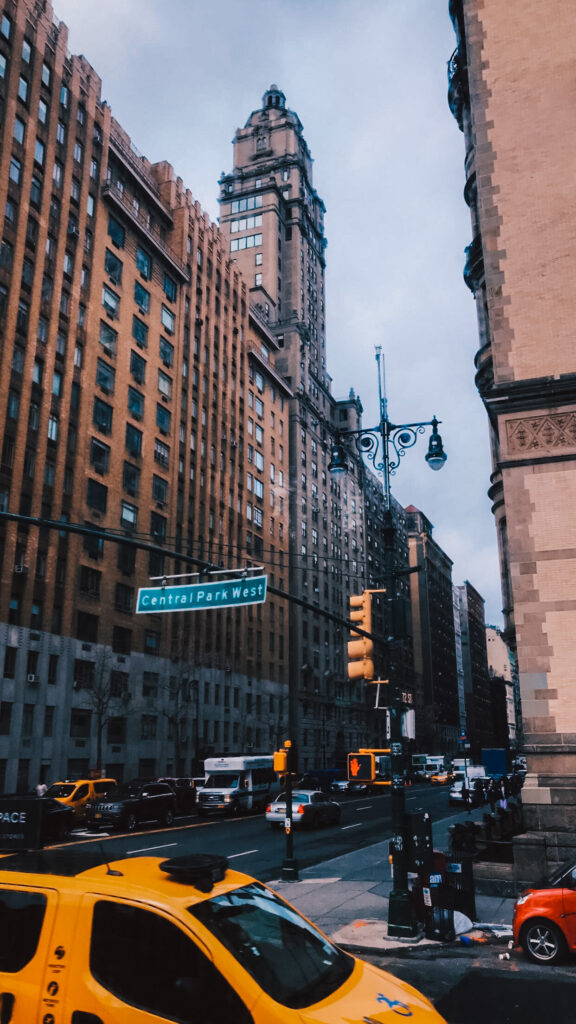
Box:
[506,413,576,452]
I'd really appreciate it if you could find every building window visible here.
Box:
[79,566,101,598]
[255,273,262,286]
[130,350,146,383]
[134,280,150,313]
[9,157,22,185]
[230,233,263,252]
[156,404,171,434]
[160,337,174,367]
[99,321,117,356]
[41,62,51,88]
[132,315,148,348]
[108,214,125,248]
[102,285,120,318]
[141,715,157,740]
[158,370,172,399]
[120,501,138,531]
[115,583,134,614]
[96,358,115,395]
[105,248,123,284]
[70,709,91,739]
[152,475,168,504]
[128,387,144,420]
[34,138,45,166]
[161,305,175,334]
[93,397,113,434]
[86,478,108,513]
[125,423,142,457]
[150,511,166,540]
[90,438,110,474]
[122,461,140,496]
[18,76,29,103]
[154,439,169,466]
[47,415,59,441]
[136,246,151,279]
[76,612,99,643]
[112,626,132,654]
[163,274,177,302]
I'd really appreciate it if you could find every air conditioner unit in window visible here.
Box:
[27,674,39,683]
[138,307,147,316]
[68,226,80,238]
[14,564,28,574]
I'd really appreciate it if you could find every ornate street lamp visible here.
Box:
[329,347,447,937]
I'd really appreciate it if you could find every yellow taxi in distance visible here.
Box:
[0,848,448,1023]
[430,771,454,787]
[45,777,116,820]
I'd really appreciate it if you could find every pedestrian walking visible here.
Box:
[487,778,499,814]
[35,781,47,797]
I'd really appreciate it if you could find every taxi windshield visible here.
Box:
[203,774,240,789]
[46,783,76,798]
[189,882,353,1009]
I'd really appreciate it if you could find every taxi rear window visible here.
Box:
[0,889,47,971]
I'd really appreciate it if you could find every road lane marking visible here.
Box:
[342,823,363,830]
[228,849,258,858]
[128,842,179,854]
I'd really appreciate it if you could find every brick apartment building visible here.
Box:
[0,1,393,788]
[449,0,576,873]
[0,0,295,787]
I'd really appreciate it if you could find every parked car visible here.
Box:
[156,777,196,813]
[514,858,576,964]
[45,778,117,821]
[0,842,449,1022]
[266,790,341,829]
[85,780,176,832]
[330,779,350,793]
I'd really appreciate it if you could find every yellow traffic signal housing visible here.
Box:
[347,752,375,782]
[347,592,374,680]
[273,749,288,773]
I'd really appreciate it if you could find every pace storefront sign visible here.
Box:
[136,575,268,614]
[0,797,43,851]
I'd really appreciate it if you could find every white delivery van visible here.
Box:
[197,755,278,816]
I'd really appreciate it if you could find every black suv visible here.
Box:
[85,781,176,832]
[157,777,196,814]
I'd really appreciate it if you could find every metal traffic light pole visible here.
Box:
[329,348,447,938]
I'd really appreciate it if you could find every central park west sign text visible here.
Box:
[136,575,267,614]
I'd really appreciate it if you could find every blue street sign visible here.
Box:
[136,575,267,614]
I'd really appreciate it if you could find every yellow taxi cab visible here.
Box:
[44,777,116,820]
[429,771,454,787]
[0,846,449,1023]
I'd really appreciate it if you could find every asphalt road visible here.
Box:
[68,782,457,880]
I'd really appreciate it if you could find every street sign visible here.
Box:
[136,575,267,614]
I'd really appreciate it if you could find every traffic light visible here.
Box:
[347,752,375,782]
[347,591,374,681]
[273,749,287,773]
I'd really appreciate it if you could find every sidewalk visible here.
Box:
[268,807,516,955]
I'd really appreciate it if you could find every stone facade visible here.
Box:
[449,0,576,871]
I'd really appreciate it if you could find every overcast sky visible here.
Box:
[53,0,504,626]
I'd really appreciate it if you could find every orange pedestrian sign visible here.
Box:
[347,752,375,782]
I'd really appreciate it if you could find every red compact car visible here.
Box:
[513,859,576,964]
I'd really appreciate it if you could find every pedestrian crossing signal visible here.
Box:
[347,752,375,782]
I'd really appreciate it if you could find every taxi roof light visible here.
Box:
[159,853,229,892]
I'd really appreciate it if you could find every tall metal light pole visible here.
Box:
[329,348,447,937]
